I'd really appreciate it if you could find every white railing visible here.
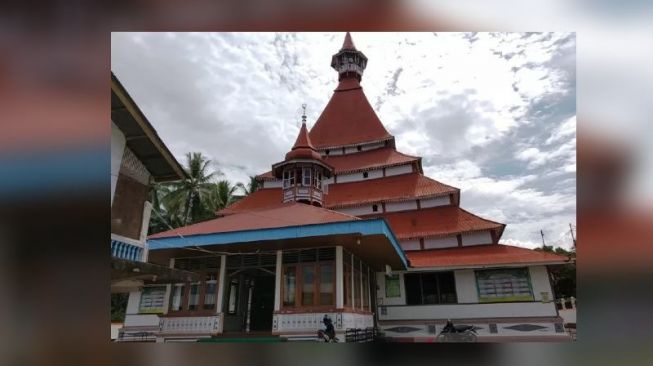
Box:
[159,315,221,334]
[556,296,576,310]
[273,312,373,332]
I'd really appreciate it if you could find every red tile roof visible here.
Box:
[150,202,359,239]
[327,173,458,208]
[407,244,570,268]
[224,173,459,214]
[324,147,419,174]
[374,206,505,240]
[218,188,282,215]
[309,79,393,148]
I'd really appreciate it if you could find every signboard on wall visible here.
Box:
[475,268,534,303]
[138,286,166,313]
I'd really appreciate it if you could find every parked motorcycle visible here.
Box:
[437,319,478,342]
[317,314,339,343]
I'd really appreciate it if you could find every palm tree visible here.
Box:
[162,152,217,226]
[207,180,242,212]
[241,176,260,195]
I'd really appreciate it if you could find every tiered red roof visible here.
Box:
[407,244,569,268]
[176,33,514,260]
[221,173,459,215]
[151,202,358,239]
[326,173,458,208]
[373,206,505,240]
[309,78,392,149]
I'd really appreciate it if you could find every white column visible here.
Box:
[351,255,355,309]
[336,246,344,309]
[274,250,282,311]
[140,201,153,261]
[162,258,175,314]
[367,266,371,312]
[359,260,364,311]
[216,255,227,314]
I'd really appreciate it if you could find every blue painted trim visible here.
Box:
[148,218,408,268]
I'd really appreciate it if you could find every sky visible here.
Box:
[111,32,576,250]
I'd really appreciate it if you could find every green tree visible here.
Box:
[207,180,242,212]
[241,176,260,195]
[535,245,576,298]
[159,152,217,226]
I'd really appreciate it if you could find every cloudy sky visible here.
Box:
[111,32,576,250]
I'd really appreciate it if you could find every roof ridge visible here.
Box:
[456,206,506,228]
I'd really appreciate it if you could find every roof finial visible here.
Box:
[301,103,307,124]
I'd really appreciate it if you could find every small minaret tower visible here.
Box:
[272,105,333,206]
[330,32,368,82]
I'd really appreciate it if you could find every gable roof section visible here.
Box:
[111,72,187,182]
[376,206,505,240]
[309,79,392,149]
[407,244,570,268]
[217,188,282,215]
[327,173,458,208]
[151,202,359,239]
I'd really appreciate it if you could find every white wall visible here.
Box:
[529,266,553,301]
[123,314,160,327]
[337,205,376,216]
[361,141,385,151]
[424,236,458,249]
[461,231,493,246]
[385,200,418,212]
[126,291,141,314]
[378,301,558,320]
[337,168,383,183]
[375,268,558,320]
[111,121,126,205]
[454,270,478,303]
[420,195,450,208]
[262,180,282,188]
[385,164,413,177]
[375,272,406,306]
[399,239,420,251]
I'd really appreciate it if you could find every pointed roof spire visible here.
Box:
[341,32,356,50]
[284,105,322,161]
[291,120,313,151]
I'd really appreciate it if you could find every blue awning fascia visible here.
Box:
[148,218,408,268]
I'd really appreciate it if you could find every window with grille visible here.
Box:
[404,272,457,305]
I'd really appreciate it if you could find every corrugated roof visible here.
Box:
[309,78,393,148]
[327,173,458,208]
[374,206,505,240]
[150,202,359,239]
[407,244,570,268]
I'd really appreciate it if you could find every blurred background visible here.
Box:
[1,0,652,365]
